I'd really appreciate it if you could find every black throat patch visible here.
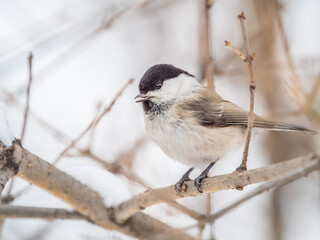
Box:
[143,100,175,119]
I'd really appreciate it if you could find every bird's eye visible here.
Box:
[154,82,162,90]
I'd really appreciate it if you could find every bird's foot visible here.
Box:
[175,176,191,195]
[174,167,194,196]
[194,162,216,193]
[194,174,207,193]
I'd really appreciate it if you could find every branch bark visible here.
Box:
[114,152,320,223]
[199,0,215,90]
[0,205,85,221]
[0,141,192,240]
[237,12,256,171]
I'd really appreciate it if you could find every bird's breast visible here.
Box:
[144,109,246,168]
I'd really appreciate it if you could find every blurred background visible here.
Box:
[0,0,319,239]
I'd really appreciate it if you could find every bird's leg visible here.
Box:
[175,167,194,194]
[194,162,216,193]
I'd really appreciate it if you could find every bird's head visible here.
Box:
[135,64,200,108]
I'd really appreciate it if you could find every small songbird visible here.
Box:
[135,64,317,193]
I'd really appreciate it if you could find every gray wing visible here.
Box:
[221,101,316,134]
[177,88,316,134]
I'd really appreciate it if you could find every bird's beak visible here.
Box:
[134,93,150,103]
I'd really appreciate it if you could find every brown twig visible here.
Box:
[167,201,205,220]
[20,52,33,142]
[224,41,246,61]
[0,205,86,221]
[114,152,320,224]
[78,148,152,190]
[53,78,134,164]
[199,0,215,90]
[2,53,34,207]
[236,12,256,171]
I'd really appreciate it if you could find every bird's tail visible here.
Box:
[253,120,318,135]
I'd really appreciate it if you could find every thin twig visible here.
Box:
[167,201,205,220]
[3,53,34,206]
[199,0,215,90]
[20,52,33,142]
[0,205,86,221]
[53,78,134,164]
[88,101,103,150]
[236,12,256,171]
[78,148,151,190]
[224,41,246,61]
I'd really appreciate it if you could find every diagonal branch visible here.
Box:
[0,141,192,240]
[199,157,319,224]
[53,78,134,164]
[0,205,86,221]
[114,152,320,223]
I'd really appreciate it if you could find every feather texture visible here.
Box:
[177,87,317,135]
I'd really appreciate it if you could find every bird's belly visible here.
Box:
[145,115,245,168]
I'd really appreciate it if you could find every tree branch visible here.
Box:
[0,205,85,221]
[114,152,320,223]
[0,141,192,240]
[20,52,33,142]
[199,0,215,90]
[53,78,134,164]
[237,12,256,171]
[199,157,319,224]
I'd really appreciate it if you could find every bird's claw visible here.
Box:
[194,175,207,193]
[174,176,191,196]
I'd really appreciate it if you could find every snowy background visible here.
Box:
[0,0,320,239]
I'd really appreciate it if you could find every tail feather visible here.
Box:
[253,121,318,135]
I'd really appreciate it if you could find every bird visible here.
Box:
[134,64,317,193]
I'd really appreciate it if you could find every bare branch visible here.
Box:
[114,152,320,223]
[53,78,134,164]
[224,40,246,61]
[1,141,192,240]
[199,158,319,224]
[237,12,256,171]
[20,52,33,142]
[0,205,86,221]
[167,201,205,220]
[199,0,215,90]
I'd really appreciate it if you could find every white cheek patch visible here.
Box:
[149,75,201,103]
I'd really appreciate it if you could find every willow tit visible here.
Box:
[135,64,317,193]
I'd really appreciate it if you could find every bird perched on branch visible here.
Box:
[135,64,317,193]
